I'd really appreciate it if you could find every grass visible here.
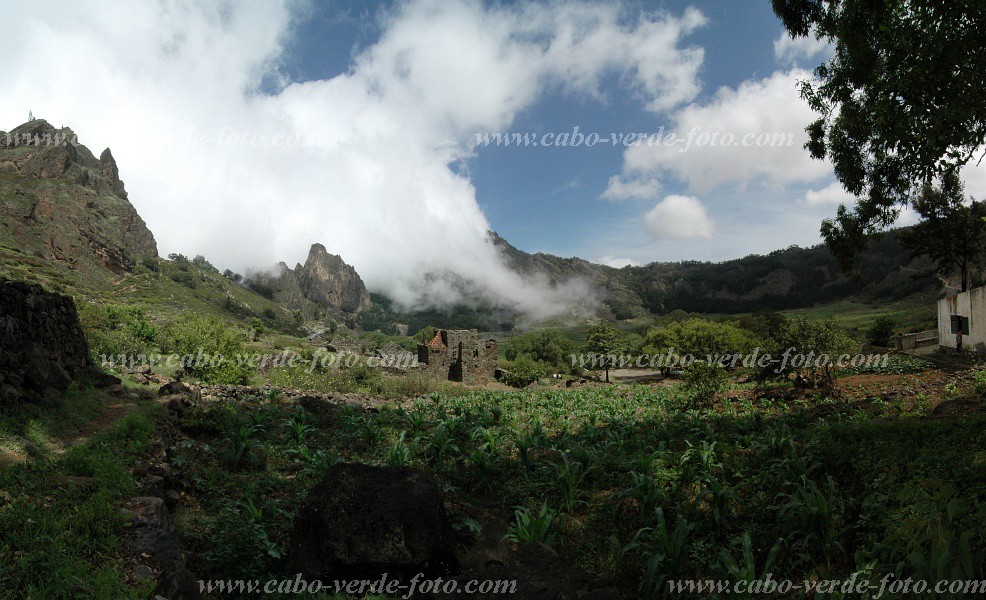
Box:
[781,293,938,334]
[0,385,162,599]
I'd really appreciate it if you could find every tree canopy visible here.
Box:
[772,0,986,271]
[897,173,986,292]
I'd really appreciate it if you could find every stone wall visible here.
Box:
[417,329,497,384]
[0,278,95,403]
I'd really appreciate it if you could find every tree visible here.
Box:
[584,323,630,383]
[897,173,986,292]
[772,0,986,271]
[504,329,576,372]
[761,318,857,389]
[642,318,758,370]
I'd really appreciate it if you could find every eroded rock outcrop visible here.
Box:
[296,243,371,313]
[0,118,157,278]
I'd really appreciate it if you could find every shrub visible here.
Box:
[867,316,897,347]
[140,256,158,272]
[762,318,857,388]
[79,304,158,364]
[169,271,197,289]
[973,368,986,396]
[158,314,252,384]
[682,361,728,408]
[501,355,545,388]
[247,280,275,300]
[504,329,576,372]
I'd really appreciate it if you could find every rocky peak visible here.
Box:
[1,118,129,200]
[98,148,128,199]
[0,118,157,279]
[296,243,372,313]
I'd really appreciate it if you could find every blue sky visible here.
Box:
[274,0,843,266]
[3,0,951,314]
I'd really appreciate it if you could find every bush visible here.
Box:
[501,355,545,388]
[79,304,158,364]
[247,280,275,300]
[867,316,897,347]
[169,271,197,289]
[682,361,728,408]
[158,315,252,384]
[140,256,158,272]
[973,368,986,396]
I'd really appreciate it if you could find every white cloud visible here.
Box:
[644,195,714,240]
[802,181,853,206]
[592,255,641,268]
[773,32,831,65]
[0,0,707,318]
[618,69,831,192]
[601,174,662,201]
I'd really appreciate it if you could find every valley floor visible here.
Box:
[1,360,983,599]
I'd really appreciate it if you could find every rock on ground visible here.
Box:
[290,463,459,582]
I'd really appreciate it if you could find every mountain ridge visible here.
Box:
[0,117,942,332]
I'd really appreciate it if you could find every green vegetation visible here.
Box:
[499,355,545,388]
[79,303,159,362]
[504,329,576,373]
[867,315,897,347]
[899,173,986,292]
[643,318,756,364]
[168,380,985,598]
[0,385,161,598]
[158,314,254,385]
[772,0,986,272]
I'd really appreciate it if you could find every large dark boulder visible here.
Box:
[290,463,459,581]
[0,279,102,403]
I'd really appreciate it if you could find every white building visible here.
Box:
[938,285,986,352]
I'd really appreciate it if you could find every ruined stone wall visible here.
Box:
[0,279,94,403]
[416,329,497,384]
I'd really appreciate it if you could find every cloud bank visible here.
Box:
[0,0,706,318]
[644,195,714,240]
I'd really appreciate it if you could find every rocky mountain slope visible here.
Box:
[492,230,939,319]
[0,116,942,333]
[0,119,157,290]
[242,243,372,323]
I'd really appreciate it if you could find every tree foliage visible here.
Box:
[583,322,631,382]
[158,314,252,385]
[643,318,758,363]
[897,173,986,292]
[762,317,857,388]
[772,0,986,271]
[504,329,576,371]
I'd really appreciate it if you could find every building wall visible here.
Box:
[938,286,986,352]
[416,329,497,384]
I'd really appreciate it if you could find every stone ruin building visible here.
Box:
[417,329,497,384]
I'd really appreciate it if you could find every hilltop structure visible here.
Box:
[417,329,497,384]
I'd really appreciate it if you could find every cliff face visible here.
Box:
[0,119,157,283]
[295,243,372,314]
